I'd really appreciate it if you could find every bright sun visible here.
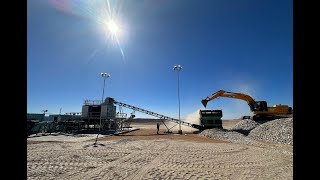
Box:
[100,18,125,60]
[107,20,119,35]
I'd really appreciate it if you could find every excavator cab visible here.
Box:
[249,101,268,112]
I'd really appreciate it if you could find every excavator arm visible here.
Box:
[201,90,226,108]
[201,90,265,112]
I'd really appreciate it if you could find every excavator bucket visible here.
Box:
[201,99,208,108]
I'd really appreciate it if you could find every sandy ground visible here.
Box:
[27,121,292,179]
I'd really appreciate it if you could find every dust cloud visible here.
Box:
[166,109,201,132]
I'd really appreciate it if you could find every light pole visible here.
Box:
[95,73,110,146]
[100,73,110,131]
[41,110,48,134]
[41,110,48,122]
[173,65,182,134]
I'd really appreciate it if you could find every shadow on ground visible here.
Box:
[117,133,169,137]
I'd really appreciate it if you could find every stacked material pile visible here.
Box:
[200,118,293,145]
[199,128,257,145]
[248,118,293,145]
[229,119,260,135]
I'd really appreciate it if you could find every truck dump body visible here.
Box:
[199,110,223,129]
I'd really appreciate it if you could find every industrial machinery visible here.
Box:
[106,97,222,131]
[199,110,223,129]
[201,90,292,121]
[27,96,223,136]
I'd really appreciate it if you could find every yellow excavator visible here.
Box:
[201,90,292,121]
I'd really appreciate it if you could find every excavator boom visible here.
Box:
[202,90,256,110]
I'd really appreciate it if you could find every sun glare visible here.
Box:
[107,20,119,35]
[101,18,126,61]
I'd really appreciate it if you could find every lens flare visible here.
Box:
[107,20,119,35]
[47,0,127,63]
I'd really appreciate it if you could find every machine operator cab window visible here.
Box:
[254,101,268,111]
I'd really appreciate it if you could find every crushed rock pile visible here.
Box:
[248,118,293,145]
[199,118,293,145]
[199,128,257,145]
[229,119,260,135]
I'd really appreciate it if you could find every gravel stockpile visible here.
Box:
[229,119,260,135]
[248,118,293,145]
[199,128,257,145]
[200,117,293,146]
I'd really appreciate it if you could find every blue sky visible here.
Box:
[27,0,293,120]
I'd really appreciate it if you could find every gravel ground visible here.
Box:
[27,122,293,179]
[28,139,292,180]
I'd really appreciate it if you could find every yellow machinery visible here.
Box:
[201,90,292,121]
